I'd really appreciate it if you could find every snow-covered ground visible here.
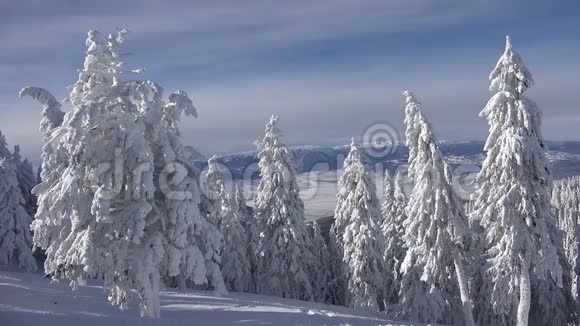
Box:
[0,270,415,326]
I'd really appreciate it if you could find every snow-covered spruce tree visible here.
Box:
[154,90,226,296]
[0,158,37,271]
[552,177,580,304]
[20,29,225,317]
[380,170,406,307]
[220,183,252,292]
[398,91,474,326]
[201,155,226,228]
[11,145,38,216]
[327,226,346,305]
[330,139,386,311]
[393,171,407,208]
[327,192,346,305]
[307,220,331,303]
[469,36,573,326]
[0,130,11,159]
[234,184,260,293]
[254,115,314,301]
[531,208,580,326]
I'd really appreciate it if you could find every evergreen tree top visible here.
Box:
[393,170,406,202]
[489,35,534,95]
[0,130,9,158]
[345,137,362,167]
[12,145,21,161]
[383,170,394,199]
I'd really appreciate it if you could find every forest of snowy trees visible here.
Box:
[1,30,579,325]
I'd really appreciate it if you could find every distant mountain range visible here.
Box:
[194,141,580,181]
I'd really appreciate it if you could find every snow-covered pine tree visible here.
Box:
[201,155,226,228]
[11,145,37,216]
[380,170,406,307]
[327,141,365,307]
[254,115,314,301]
[154,90,226,297]
[330,139,386,311]
[398,91,474,326]
[22,29,161,317]
[327,226,346,306]
[307,220,331,303]
[393,171,407,209]
[0,158,37,271]
[469,36,572,326]
[20,29,225,317]
[552,177,580,306]
[0,130,11,158]
[220,183,252,292]
[530,208,579,326]
[235,185,260,293]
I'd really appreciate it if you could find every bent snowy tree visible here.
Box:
[397,91,474,326]
[20,29,224,317]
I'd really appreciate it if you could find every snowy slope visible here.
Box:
[0,270,417,326]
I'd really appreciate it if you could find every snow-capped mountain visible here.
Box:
[196,141,580,180]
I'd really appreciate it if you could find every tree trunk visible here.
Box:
[452,250,475,326]
[517,265,531,326]
[177,275,187,292]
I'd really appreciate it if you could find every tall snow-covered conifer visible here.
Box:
[0,158,37,271]
[307,221,331,303]
[469,36,572,326]
[220,184,252,292]
[201,155,226,228]
[398,91,474,325]
[11,145,37,216]
[155,91,226,297]
[20,29,224,317]
[0,131,10,158]
[380,170,406,307]
[330,139,386,311]
[235,185,260,293]
[553,177,580,302]
[254,115,314,301]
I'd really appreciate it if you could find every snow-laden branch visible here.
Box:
[19,87,64,134]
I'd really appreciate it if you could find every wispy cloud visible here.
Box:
[1,0,579,165]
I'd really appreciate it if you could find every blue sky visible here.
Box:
[1,0,579,163]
